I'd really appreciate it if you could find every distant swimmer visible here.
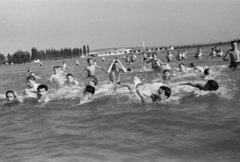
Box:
[37,84,50,103]
[65,73,80,87]
[75,59,79,66]
[23,76,40,98]
[143,53,148,61]
[179,79,219,91]
[102,57,105,62]
[50,66,66,89]
[195,48,204,59]
[166,51,175,62]
[29,72,41,80]
[79,58,108,80]
[62,61,67,71]
[223,41,240,68]
[39,60,43,66]
[79,77,98,104]
[134,77,171,103]
[145,53,165,71]
[107,58,132,91]
[209,48,217,58]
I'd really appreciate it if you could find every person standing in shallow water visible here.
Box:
[223,41,240,68]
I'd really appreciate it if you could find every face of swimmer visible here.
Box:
[157,88,166,100]
[6,92,15,101]
[179,64,185,71]
[67,75,74,82]
[163,71,170,79]
[38,88,47,97]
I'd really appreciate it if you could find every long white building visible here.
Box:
[89,48,131,57]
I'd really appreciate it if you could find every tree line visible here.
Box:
[0,45,90,65]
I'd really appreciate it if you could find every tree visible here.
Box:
[7,54,12,64]
[83,45,86,56]
[87,45,90,56]
[0,54,5,64]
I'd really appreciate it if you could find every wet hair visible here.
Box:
[179,63,185,67]
[204,68,210,76]
[231,41,237,46]
[87,58,92,62]
[37,84,48,92]
[163,69,170,74]
[6,90,16,99]
[206,80,219,91]
[26,75,36,81]
[90,77,98,86]
[189,63,195,68]
[127,68,132,72]
[159,86,171,98]
[53,66,58,70]
[66,73,73,78]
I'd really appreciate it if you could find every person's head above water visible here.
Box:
[157,86,171,99]
[87,58,93,65]
[6,90,16,101]
[204,68,211,76]
[204,80,219,91]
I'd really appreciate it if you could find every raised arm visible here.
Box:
[95,65,108,73]
[223,50,230,61]
[179,82,204,90]
[117,60,127,73]
[107,60,115,73]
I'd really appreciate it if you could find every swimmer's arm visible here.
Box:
[118,61,127,73]
[96,65,108,73]
[49,75,53,82]
[179,82,204,90]
[35,76,41,80]
[136,88,147,103]
[107,61,115,73]
[74,80,80,85]
[223,50,230,61]
[79,68,87,78]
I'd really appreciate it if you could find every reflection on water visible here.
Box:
[0,57,240,162]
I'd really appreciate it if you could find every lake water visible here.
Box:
[1,51,240,162]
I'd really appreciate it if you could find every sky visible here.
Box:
[0,0,240,55]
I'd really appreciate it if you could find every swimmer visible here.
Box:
[143,53,148,61]
[162,69,173,81]
[166,51,175,62]
[75,59,79,66]
[179,63,201,73]
[50,66,66,89]
[65,73,80,87]
[102,57,105,62]
[134,77,171,103]
[223,41,240,68]
[5,90,23,103]
[62,61,67,71]
[145,53,165,71]
[107,58,132,91]
[209,48,217,58]
[79,58,108,79]
[176,51,183,61]
[195,48,204,59]
[37,84,50,103]
[29,72,41,80]
[80,77,97,103]
[39,60,43,66]
[179,79,219,91]
[23,76,40,98]
[182,50,188,59]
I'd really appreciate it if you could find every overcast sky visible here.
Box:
[0,0,240,55]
